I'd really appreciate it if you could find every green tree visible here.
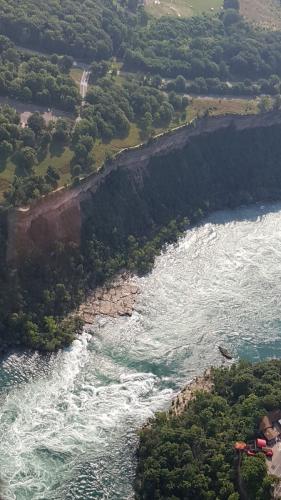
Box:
[175,75,186,93]
[59,55,74,73]
[241,455,273,500]
[17,146,37,171]
[27,112,45,135]
[0,140,13,160]
[258,96,272,114]
[45,166,60,189]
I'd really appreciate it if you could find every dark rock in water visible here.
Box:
[218,346,233,360]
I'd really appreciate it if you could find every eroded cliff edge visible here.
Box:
[7,111,281,261]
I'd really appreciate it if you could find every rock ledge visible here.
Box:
[79,273,139,323]
[169,369,213,417]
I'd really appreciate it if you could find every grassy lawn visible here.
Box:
[93,124,142,167]
[115,69,139,87]
[70,67,83,87]
[35,146,74,186]
[187,97,259,119]
[145,0,223,18]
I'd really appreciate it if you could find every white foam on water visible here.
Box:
[2,202,281,498]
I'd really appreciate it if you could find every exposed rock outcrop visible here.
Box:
[79,273,139,323]
[169,369,213,416]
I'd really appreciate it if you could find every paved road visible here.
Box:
[75,68,91,122]
[80,70,90,102]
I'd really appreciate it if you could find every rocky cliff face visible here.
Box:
[7,111,281,261]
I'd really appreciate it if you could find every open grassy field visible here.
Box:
[93,124,142,167]
[240,0,281,29]
[145,0,281,26]
[70,67,83,87]
[187,96,259,119]
[144,0,223,18]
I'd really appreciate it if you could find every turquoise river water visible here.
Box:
[1,202,281,499]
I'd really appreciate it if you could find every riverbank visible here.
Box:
[78,273,139,324]
[169,369,213,416]
[142,369,214,432]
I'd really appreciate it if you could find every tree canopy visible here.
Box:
[125,11,281,96]
[0,35,80,110]
[0,0,132,61]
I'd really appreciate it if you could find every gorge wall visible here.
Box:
[6,111,281,261]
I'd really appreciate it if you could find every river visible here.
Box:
[1,202,281,499]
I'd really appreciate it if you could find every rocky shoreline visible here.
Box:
[78,273,139,324]
[169,369,213,416]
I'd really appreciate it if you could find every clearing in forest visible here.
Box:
[144,0,223,18]
[239,0,281,29]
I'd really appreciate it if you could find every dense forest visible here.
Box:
[83,77,187,141]
[126,2,281,96]
[0,0,136,60]
[135,359,280,499]
[1,119,281,350]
